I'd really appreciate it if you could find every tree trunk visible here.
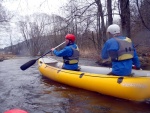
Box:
[107,0,113,26]
[120,0,131,37]
[95,0,106,51]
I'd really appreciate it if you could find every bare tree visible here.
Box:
[18,13,52,56]
[135,0,150,31]
[94,0,106,51]
[107,0,113,26]
[0,3,11,23]
[119,0,131,37]
[0,2,12,48]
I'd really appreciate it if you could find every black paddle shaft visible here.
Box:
[20,59,37,70]
[20,41,65,71]
[20,51,52,70]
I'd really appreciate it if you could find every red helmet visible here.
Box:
[65,34,75,42]
[4,109,28,113]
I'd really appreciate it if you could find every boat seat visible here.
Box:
[107,72,135,77]
[128,73,135,77]
[62,66,81,71]
[75,66,81,71]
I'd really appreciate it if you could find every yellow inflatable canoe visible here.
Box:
[38,58,150,101]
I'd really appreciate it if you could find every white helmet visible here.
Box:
[107,24,120,35]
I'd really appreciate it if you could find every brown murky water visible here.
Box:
[0,57,150,113]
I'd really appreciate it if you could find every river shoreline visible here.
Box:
[1,54,150,70]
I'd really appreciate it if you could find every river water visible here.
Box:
[0,57,150,113]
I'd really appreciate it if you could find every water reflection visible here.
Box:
[0,57,150,113]
[41,76,150,113]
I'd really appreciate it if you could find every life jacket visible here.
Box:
[109,37,134,61]
[63,45,79,64]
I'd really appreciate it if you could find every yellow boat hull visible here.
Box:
[38,58,150,101]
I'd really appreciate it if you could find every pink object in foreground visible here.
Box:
[4,109,28,113]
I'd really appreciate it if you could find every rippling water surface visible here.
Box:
[0,57,150,113]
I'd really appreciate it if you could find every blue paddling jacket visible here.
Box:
[101,36,141,76]
[53,43,79,70]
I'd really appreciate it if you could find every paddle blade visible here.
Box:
[20,59,37,70]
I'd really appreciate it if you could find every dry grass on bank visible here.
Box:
[79,49,100,59]
[0,54,16,60]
